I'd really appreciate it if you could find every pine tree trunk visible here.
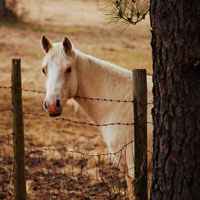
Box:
[150,1,200,199]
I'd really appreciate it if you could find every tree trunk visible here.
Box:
[150,1,200,200]
[0,0,6,16]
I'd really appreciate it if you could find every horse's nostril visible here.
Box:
[44,101,48,110]
[56,99,61,108]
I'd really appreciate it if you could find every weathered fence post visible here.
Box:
[12,58,26,200]
[132,69,147,200]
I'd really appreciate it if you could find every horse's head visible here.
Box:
[41,36,78,117]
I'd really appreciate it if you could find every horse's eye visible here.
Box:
[66,67,71,73]
[42,67,47,75]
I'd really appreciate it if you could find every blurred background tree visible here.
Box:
[0,0,7,16]
[0,0,18,19]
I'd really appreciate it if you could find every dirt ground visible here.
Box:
[0,0,152,199]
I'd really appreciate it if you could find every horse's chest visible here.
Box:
[100,103,133,153]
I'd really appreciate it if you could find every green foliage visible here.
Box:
[108,0,149,25]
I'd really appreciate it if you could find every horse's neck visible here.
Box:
[75,50,132,125]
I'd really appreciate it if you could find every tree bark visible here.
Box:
[150,1,200,200]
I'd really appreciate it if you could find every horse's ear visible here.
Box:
[41,35,52,53]
[63,37,72,54]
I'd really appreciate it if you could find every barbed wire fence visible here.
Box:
[0,59,153,200]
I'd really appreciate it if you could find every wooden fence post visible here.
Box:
[12,58,26,200]
[133,69,147,200]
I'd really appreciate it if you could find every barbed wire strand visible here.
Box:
[0,85,154,104]
[23,111,134,127]
[26,139,134,158]
[0,108,153,127]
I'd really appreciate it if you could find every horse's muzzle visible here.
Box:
[43,99,62,117]
[48,104,62,117]
[49,110,62,117]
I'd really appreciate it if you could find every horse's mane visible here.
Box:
[75,49,132,79]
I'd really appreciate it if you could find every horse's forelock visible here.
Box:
[50,43,66,58]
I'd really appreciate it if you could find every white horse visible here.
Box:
[41,36,152,199]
